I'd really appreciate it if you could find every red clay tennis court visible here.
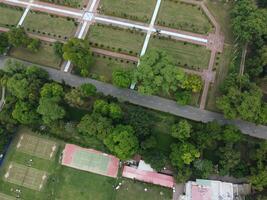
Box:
[62,144,119,178]
[122,166,175,188]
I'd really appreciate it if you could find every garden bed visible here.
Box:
[148,36,211,70]
[9,42,62,69]
[156,0,213,34]
[88,55,136,83]
[87,24,145,56]
[23,11,77,40]
[98,0,156,23]
[0,3,23,28]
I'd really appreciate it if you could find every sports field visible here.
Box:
[0,128,172,200]
[4,162,47,191]
[62,144,119,178]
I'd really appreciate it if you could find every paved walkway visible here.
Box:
[3,0,210,45]
[63,0,99,72]
[239,43,248,75]
[0,56,266,139]
[0,87,6,112]
[3,0,224,110]
[17,0,33,27]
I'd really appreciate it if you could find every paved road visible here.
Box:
[0,56,266,139]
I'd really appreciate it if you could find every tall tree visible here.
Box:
[0,33,9,55]
[63,38,94,77]
[133,50,186,95]
[231,0,267,42]
[112,69,132,88]
[104,125,139,160]
[170,143,200,169]
[77,113,113,140]
[171,120,192,141]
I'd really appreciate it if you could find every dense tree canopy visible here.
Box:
[7,27,40,52]
[37,83,65,124]
[231,0,267,42]
[171,120,192,141]
[112,69,132,88]
[133,50,186,95]
[216,73,267,124]
[104,125,138,160]
[77,113,113,140]
[63,38,94,77]
[0,33,9,55]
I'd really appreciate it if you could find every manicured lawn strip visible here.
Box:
[156,0,213,34]
[0,4,23,28]
[9,42,62,69]
[23,11,77,40]
[99,0,156,23]
[89,55,136,83]
[206,44,234,111]
[148,36,211,70]
[205,0,234,44]
[39,0,86,9]
[87,24,145,56]
[114,178,172,200]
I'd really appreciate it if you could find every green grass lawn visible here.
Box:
[0,128,172,200]
[0,4,23,28]
[99,0,156,23]
[87,24,145,56]
[9,42,62,69]
[114,178,172,200]
[206,44,234,111]
[156,1,213,34]
[89,55,136,83]
[23,11,77,40]
[39,0,86,8]
[148,36,211,70]
[205,0,234,44]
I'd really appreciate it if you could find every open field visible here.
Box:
[89,55,136,83]
[0,128,173,200]
[39,0,86,8]
[24,11,77,40]
[9,42,62,69]
[87,24,145,56]
[148,36,211,70]
[156,1,213,34]
[0,4,23,28]
[205,0,234,44]
[98,0,156,23]
[115,178,172,200]
[206,44,234,111]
